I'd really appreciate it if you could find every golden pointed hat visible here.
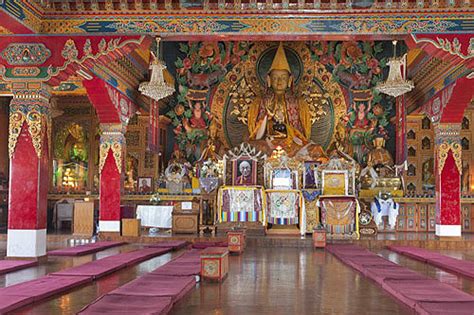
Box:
[269,42,291,73]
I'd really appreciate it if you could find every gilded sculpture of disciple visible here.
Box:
[247,43,312,155]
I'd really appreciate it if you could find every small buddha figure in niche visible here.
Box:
[247,43,313,156]
[366,136,394,168]
[422,159,435,188]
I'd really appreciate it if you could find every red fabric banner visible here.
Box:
[148,99,160,153]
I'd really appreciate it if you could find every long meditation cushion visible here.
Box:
[344,255,397,273]
[382,279,474,309]
[78,294,173,315]
[52,260,125,279]
[0,260,37,275]
[415,301,474,315]
[151,262,201,277]
[387,246,442,262]
[104,247,171,266]
[0,275,91,313]
[48,241,125,256]
[111,274,195,302]
[148,240,189,250]
[363,265,427,285]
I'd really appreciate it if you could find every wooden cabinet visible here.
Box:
[73,201,94,236]
[172,211,199,234]
[122,218,141,237]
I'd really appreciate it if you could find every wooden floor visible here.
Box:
[0,233,473,314]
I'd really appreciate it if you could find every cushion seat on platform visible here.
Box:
[192,241,228,249]
[0,275,91,312]
[111,274,195,302]
[52,260,125,279]
[363,265,427,285]
[382,279,474,309]
[103,248,171,266]
[0,294,33,314]
[415,301,474,315]
[0,260,37,275]
[148,241,188,250]
[151,262,201,276]
[48,241,125,256]
[78,294,172,315]
[345,255,397,273]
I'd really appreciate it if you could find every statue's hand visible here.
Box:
[293,136,303,146]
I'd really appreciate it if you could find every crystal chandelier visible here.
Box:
[139,38,175,101]
[376,40,414,98]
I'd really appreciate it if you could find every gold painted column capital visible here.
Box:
[8,82,51,158]
[99,123,126,174]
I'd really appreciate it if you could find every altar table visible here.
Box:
[136,205,173,228]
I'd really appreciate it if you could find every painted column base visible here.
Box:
[435,224,461,237]
[99,220,121,233]
[7,229,47,258]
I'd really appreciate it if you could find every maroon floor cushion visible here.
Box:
[382,279,474,309]
[429,257,474,279]
[387,246,441,262]
[151,262,201,276]
[0,260,37,275]
[104,248,171,266]
[0,275,91,308]
[363,265,427,285]
[78,294,173,315]
[415,301,474,315]
[192,241,228,249]
[111,274,196,302]
[345,255,397,273]
[48,241,125,256]
[0,294,34,314]
[52,260,125,279]
[148,240,189,250]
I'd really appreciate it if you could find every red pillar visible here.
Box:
[7,84,50,258]
[98,123,125,234]
[434,123,462,237]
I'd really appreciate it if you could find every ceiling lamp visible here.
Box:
[376,40,414,98]
[139,37,175,101]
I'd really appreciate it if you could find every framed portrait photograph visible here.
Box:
[272,168,293,189]
[232,158,257,186]
[303,161,321,189]
[138,177,153,193]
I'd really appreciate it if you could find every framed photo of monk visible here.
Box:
[232,159,257,186]
[138,177,153,193]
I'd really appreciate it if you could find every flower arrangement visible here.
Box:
[149,192,161,205]
[199,159,223,178]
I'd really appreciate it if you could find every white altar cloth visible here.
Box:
[136,205,173,228]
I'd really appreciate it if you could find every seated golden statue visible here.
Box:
[247,43,312,156]
[367,136,393,167]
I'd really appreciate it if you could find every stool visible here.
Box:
[227,230,246,254]
[200,247,229,281]
[312,227,326,248]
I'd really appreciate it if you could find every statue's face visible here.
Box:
[269,69,290,93]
